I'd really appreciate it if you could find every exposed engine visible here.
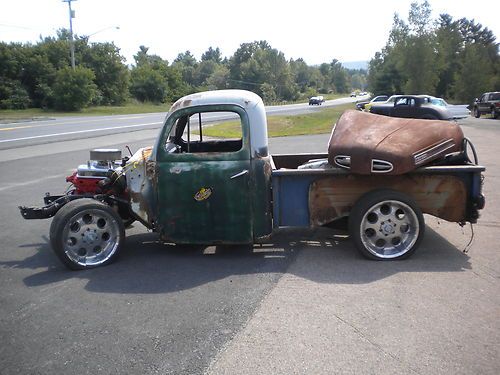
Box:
[66,149,128,196]
[19,148,131,221]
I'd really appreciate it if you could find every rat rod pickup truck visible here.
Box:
[19,90,485,270]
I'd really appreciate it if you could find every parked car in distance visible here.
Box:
[309,96,323,105]
[369,95,453,120]
[356,95,389,111]
[473,92,500,119]
[429,97,470,119]
[350,92,357,97]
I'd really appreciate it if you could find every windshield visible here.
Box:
[430,98,446,106]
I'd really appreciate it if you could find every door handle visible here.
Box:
[230,169,248,179]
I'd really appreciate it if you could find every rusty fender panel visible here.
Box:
[126,147,155,225]
[309,174,467,226]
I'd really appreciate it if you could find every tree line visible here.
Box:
[1,1,497,111]
[368,1,499,103]
[0,33,363,111]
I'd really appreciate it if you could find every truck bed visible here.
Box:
[270,153,485,228]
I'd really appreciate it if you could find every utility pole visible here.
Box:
[63,0,77,69]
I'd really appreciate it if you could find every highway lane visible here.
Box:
[0,96,364,151]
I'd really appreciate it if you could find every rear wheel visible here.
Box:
[491,107,498,119]
[349,190,425,260]
[50,198,125,270]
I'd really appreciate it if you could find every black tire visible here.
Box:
[491,107,498,119]
[348,189,425,260]
[474,107,481,118]
[50,198,125,270]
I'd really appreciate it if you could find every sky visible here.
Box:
[1,0,499,66]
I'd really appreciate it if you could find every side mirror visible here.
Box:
[474,98,479,103]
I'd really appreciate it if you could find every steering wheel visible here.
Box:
[462,138,478,165]
[165,142,182,154]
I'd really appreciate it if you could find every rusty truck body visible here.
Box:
[20,90,485,269]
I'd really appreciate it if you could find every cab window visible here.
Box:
[164,111,243,154]
[395,97,415,106]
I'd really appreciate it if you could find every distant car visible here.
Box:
[369,95,453,120]
[350,92,357,97]
[473,92,500,119]
[309,96,323,105]
[363,95,401,111]
[356,95,389,111]
[429,97,470,119]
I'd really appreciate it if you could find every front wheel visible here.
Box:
[49,198,125,270]
[474,107,481,118]
[349,190,425,260]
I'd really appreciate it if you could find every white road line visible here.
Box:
[0,121,162,144]
[0,173,67,192]
[0,113,165,128]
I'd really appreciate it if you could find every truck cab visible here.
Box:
[149,90,273,244]
[473,92,500,118]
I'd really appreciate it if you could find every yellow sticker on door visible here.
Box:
[194,187,212,201]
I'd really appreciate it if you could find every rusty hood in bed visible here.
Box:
[327,110,464,175]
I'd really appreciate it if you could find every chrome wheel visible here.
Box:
[359,200,419,259]
[349,189,425,260]
[61,208,121,267]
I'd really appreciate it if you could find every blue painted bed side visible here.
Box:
[272,174,320,228]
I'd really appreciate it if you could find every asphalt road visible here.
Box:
[0,95,361,151]
[0,110,498,374]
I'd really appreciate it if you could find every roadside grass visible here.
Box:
[0,102,169,122]
[201,103,353,138]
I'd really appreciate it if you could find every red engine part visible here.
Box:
[66,171,103,195]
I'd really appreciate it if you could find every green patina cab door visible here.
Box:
[154,105,253,244]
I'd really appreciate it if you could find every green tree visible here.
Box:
[350,72,367,91]
[330,59,349,93]
[367,51,403,95]
[130,65,167,103]
[52,66,97,110]
[228,41,298,100]
[434,14,462,98]
[260,82,277,103]
[201,47,222,63]
[397,1,438,93]
[368,1,498,100]
[205,65,229,90]
[290,58,315,92]
[164,65,190,101]
[0,78,31,109]
[173,50,198,87]
[193,60,218,86]
[453,44,494,103]
[80,42,129,105]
